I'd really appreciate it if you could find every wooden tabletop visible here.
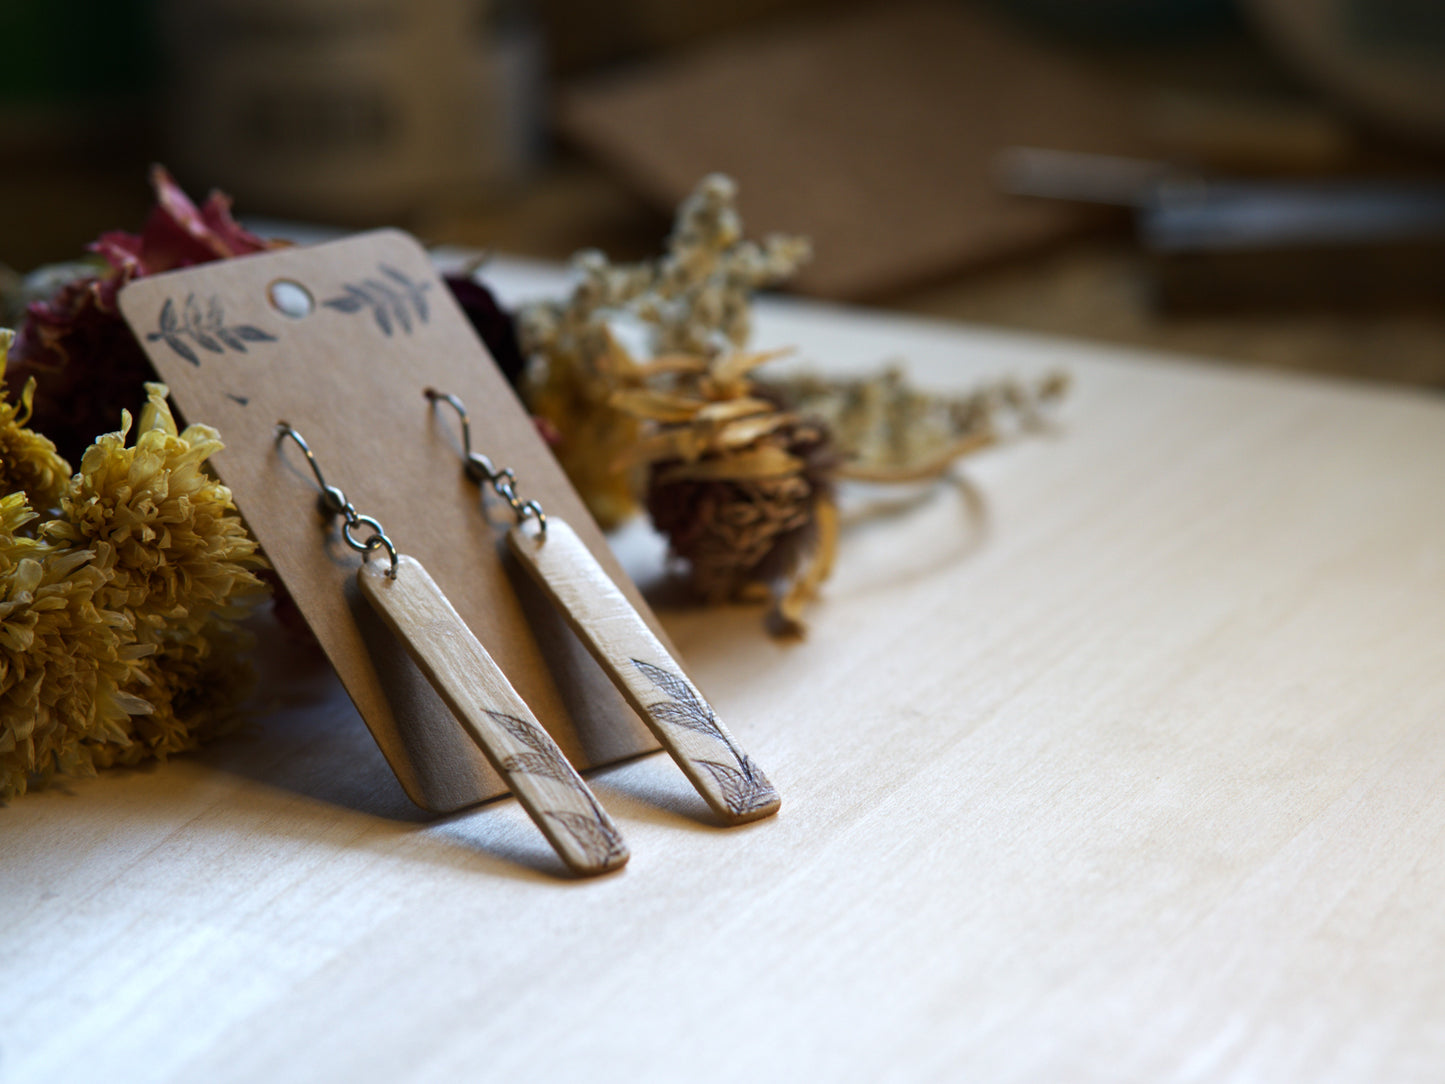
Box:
[5,258,1444,1082]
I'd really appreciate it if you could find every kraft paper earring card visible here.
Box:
[119,230,664,812]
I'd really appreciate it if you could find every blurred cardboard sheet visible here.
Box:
[558,1,1149,299]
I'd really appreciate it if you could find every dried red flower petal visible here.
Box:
[444,273,527,387]
[6,166,281,461]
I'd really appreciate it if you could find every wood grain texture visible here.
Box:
[6,258,1445,1082]
[509,517,779,824]
[357,555,627,876]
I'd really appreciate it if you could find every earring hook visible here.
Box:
[424,388,547,535]
[423,389,474,458]
[424,387,497,486]
[275,421,351,516]
[275,421,400,576]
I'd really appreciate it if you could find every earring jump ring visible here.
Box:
[277,421,401,579]
[343,514,400,578]
[425,387,547,534]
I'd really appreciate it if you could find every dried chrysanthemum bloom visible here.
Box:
[616,341,1070,634]
[47,382,268,645]
[0,492,152,799]
[0,329,71,513]
[613,344,838,635]
[119,621,258,762]
[519,174,810,526]
[2,375,269,799]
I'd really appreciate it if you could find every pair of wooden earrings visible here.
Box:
[274,388,779,877]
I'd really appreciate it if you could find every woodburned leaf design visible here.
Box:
[696,756,778,817]
[321,263,431,336]
[489,709,574,782]
[545,811,627,867]
[486,710,622,868]
[631,658,718,736]
[647,700,722,736]
[504,750,574,782]
[145,294,276,365]
[631,657,778,817]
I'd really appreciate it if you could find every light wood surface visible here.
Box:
[357,555,627,877]
[6,256,1445,1081]
[509,517,780,824]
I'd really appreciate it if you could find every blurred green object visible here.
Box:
[0,0,159,103]
[1245,0,1445,147]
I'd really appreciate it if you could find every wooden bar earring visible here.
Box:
[424,389,782,825]
[273,423,629,877]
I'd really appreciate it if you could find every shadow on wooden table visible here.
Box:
[191,614,587,882]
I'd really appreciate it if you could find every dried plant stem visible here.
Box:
[834,430,997,484]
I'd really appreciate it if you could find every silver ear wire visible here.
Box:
[275,422,400,577]
[424,388,546,535]
[275,422,350,516]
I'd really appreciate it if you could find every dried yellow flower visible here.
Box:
[3,379,269,798]
[0,329,71,512]
[610,341,837,636]
[47,382,267,646]
[617,345,1067,636]
[0,492,151,798]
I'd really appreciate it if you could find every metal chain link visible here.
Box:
[425,388,547,535]
[464,451,547,535]
[277,424,400,578]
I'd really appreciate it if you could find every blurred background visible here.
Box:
[4,0,1444,385]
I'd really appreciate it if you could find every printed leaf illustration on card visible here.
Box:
[145,294,275,364]
[322,264,432,336]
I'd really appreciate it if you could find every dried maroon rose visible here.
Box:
[444,273,527,388]
[6,165,282,461]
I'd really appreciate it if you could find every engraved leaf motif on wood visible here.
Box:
[696,756,778,817]
[488,710,574,782]
[631,658,721,739]
[502,751,574,784]
[646,700,723,737]
[631,656,778,817]
[486,710,622,869]
[490,708,558,753]
[546,811,628,868]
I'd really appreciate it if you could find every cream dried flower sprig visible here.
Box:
[519,174,811,527]
[512,174,1068,635]
[767,366,1070,483]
